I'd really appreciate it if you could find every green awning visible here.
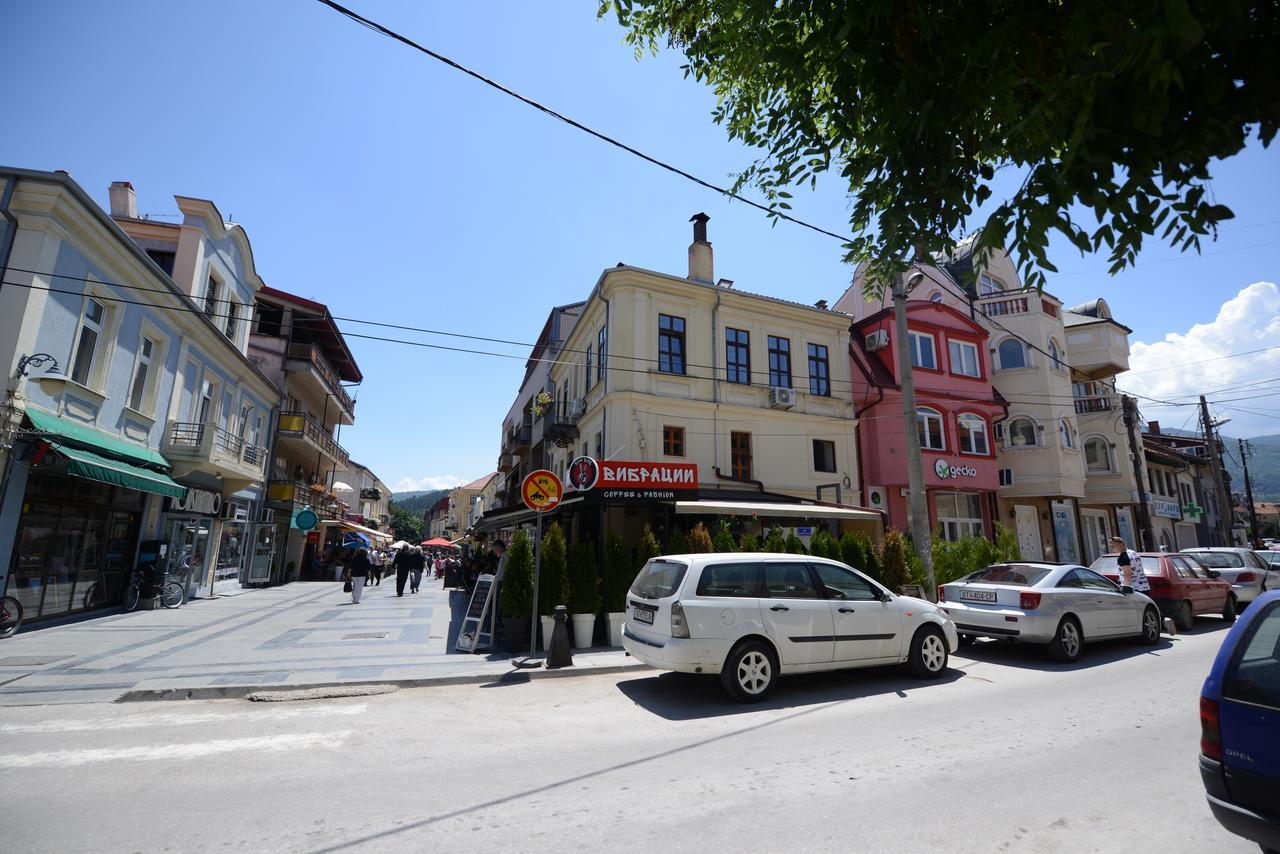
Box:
[25,405,170,470]
[52,444,187,499]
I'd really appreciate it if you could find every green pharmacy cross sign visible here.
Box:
[1183,502,1203,518]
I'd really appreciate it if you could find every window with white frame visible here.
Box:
[909,331,937,370]
[916,407,945,450]
[127,335,155,412]
[1007,417,1038,447]
[937,492,984,541]
[597,326,607,383]
[978,273,1002,296]
[1048,338,1064,370]
[223,299,238,341]
[1060,418,1074,449]
[996,338,1028,370]
[957,414,989,455]
[948,339,980,377]
[585,344,593,389]
[1084,437,1112,473]
[203,276,219,319]
[70,297,107,386]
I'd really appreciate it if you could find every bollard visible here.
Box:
[546,605,573,669]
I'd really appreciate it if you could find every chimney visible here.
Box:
[814,299,829,310]
[108,181,137,219]
[687,212,713,283]
[1147,421,1161,435]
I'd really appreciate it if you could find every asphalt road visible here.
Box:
[0,618,1253,853]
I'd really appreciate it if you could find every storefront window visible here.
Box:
[217,521,247,583]
[936,492,983,541]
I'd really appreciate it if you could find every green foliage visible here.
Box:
[688,522,714,553]
[566,540,601,614]
[602,533,632,613]
[880,530,911,592]
[809,529,841,562]
[738,532,761,552]
[538,522,569,616]
[902,531,925,587]
[839,532,867,572]
[860,534,883,581]
[501,528,534,618]
[762,524,785,553]
[638,524,661,569]
[387,503,423,544]
[389,489,448,518]
[603,1,1266,294]
[667,527,688,554]
[712,518,737,552]
[992,523,1020,562]
[783,531,807,555]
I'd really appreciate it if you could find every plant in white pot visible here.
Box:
[538,522,568,652]
[566,541,599,650]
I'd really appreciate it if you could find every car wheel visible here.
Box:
[1221,595,1237,624]
[1173,600,1195,632]
[720,640,777,703]
[1139,606,1161,645]
[1047,617,1082,663]
[958,633,976,647]
[907,626,949,679]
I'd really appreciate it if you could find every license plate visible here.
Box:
[959,589,997,603]
[633,607,654,624]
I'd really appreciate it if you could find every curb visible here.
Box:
[114,661,652,702]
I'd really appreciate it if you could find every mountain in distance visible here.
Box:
[1161,428,1280,501]
[390,489,449,517]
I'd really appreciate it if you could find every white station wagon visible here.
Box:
[621,553,959,702]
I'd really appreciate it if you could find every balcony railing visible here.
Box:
[277,410,350,466]
[542,401,581,448]
[1074,396,1115,415]
[977,292,1061,319]
[166,422,266,474]
[287,343,356,415]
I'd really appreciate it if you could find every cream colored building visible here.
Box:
[443,474,496,541]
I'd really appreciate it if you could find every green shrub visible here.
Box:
[712,518,737,552]
[840,532,867,573]
[538,522,569,616]
[880,529,910,592]
[638,524,661,569]
[762,524,785,553]
[738,532,761,552]
[688,522,714,553]
[601,533,631,613]
[859,533,883,581]
[667,527,688,554]
[566,540,600,614]
[993,522,1020,561]
[783,531,808,555]
[501,528,534,618]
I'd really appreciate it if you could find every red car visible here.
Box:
[1089,552,1235,630]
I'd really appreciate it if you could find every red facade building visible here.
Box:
[851,301,1008,539]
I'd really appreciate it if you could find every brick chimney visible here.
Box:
[1147,421,1161,435]
[108,181,137,219]
[687,212,713,283]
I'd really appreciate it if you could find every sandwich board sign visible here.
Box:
[455,573,495,653]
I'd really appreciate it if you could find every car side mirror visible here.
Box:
[1208,570,1221,578]
[1121,585,1134,595]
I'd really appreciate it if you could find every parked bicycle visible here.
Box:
[123,563,185,611]
[0,594,22,637]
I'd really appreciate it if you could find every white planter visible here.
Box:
[607,612,626,647]
[571,613,596,649]
[540,616,556,652]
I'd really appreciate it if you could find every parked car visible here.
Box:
[1181,548,1274,609]
[1255,550,1280,586]
[1089,551,1235,630]
[938,563,1161,663]
[1199,590,1280,853]
[621,553,958,702]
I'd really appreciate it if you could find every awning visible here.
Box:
[338,519,392,542]
[674,500,884,522]
[471,496,584,532]
[26,405,170,470]
[52,444,187,499]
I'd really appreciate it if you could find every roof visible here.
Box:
[258,285,362,382]
[604,264,851,321]
[458,472,497,491]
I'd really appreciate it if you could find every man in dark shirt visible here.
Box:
[393,547,413,597]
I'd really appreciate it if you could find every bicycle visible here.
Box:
[0,595,22,637]
[123,564,185,611]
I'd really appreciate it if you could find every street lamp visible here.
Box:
[13,353,65,396]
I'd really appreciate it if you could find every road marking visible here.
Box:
[0,703,368,734]
[0,731,350,769]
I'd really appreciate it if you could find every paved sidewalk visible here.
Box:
[0,578,643,705]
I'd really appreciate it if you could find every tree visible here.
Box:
[783,531,808,555]
[839,532,867,573]
[667,527,688,554]
[603,1,1273,292]
[762,524,785,553]
[688,521,714,553]
[566,540,601,614]
[387,503,422,544]
[501,528,534,618]
[538,522,569,616]
[638,524,661,569]
[712,518,737,552]
[880,530,911,592]
[602,533,633,612]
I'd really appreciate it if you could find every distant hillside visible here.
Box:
[390,489,448,517]
[1224,434,1280,501]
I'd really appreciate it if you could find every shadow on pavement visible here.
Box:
[616,665,967,720]
[478,672,531,688]
[951,633,1177,671]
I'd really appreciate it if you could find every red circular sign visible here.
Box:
[521,470,563,513]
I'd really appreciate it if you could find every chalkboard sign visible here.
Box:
[455,573,495,653]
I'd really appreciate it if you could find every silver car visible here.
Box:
[1180,548,1275,608]
[938,563,1162,663]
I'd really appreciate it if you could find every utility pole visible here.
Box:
[1121,395,1155,551]
[891,267,936,599]
[1240,438,1260,547]
[1200,395,1233,546]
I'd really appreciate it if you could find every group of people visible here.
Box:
[336,545,433,604]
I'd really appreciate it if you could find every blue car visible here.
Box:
[1200,590,1280,853]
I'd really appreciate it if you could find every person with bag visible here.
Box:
[346,548,371,604]
[409,547,425,593]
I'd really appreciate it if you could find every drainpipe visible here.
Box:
[601,293,610,396]
[712,288,721,472]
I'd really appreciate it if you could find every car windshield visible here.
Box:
[1258,551,1280,567]
[1092,555,1119,570]
[963,565,1054,587]
[1183,552,1244,568]
[629,559,688,600]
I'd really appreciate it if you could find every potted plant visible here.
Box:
[601,533,633,646]
[538,522,568,651]
[566,540,600,649]
[500,528,534,653]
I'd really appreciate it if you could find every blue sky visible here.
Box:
[3,1,1277,490]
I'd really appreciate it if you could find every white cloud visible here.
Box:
[392,475,467,493]
[1123,282,1280,436]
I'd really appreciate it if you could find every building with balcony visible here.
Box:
[0,170,281,621]
[248,287,362,580]
[327,460,392,542]
[442,474,497,542]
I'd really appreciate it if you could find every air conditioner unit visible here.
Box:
[769,387,796,410]
[865,329,889,351]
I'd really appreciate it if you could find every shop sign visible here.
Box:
[305,531,320,545]
[1182,502,1203,521]
[567,456,600,491]
[933,460,978,480]
[294,507,319,532]
[598,461,698,490]
[1150,497,1181,519]
[168,488,222,516]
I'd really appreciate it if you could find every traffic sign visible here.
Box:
[294,506,319,532]
[521,470,563,513]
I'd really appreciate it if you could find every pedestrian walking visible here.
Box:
[369,550,384,586]
[346,548,371,604]
[393,545,413,596]
[410,547,424,593]
[1108,536,1166,633]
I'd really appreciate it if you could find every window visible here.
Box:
[585,345,593,389]
[725,328,750,384]
[917,408,945,451]
[127,336,155,412]
[1048,339,1063,370]
[731,431,752,480]
[767,336,792,388]
[1060,418,1074,449]
[663,425,685,457]
[936,492,984,541]
[1223,601,1280,709]
[999,468,1014,486]
[594,431,603,458]
[978,273,1002,296]
[1085,438,1112,473]
[203,277,219,319]
[948,340,980,377]
[238,403,253,437]
[764,562,819,599]
[1148,468,1157,494]
[813,439,836,472]
[997,338,1027,369]
[807,343,830,396]
[957,414,989,455]
[1165,471,1176,495]
[1007,417,1038,447]
[145,249,175,275]
[908,331,937,369]
[254,302,283,337]
[812,563,878,600]
[696,562,762,597]
[224,301,238,340]
[597,326,607,383]
[70,297,106,386]
[658,314,685,374]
